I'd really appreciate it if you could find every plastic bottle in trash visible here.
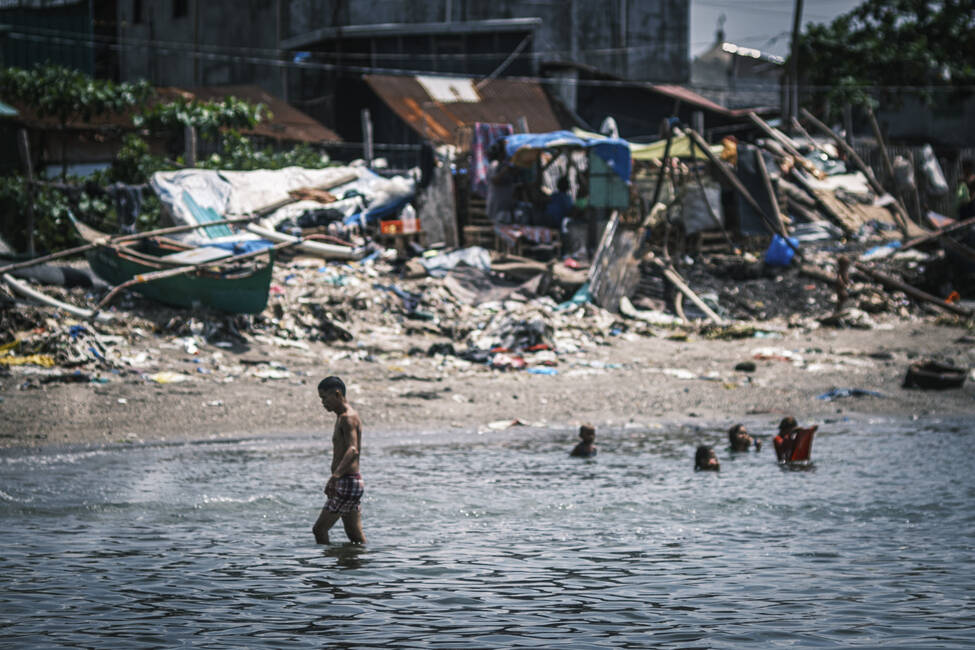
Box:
[400,204,418,234]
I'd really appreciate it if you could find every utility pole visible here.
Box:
[788,0,804,132]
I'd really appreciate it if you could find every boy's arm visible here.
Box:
[331,444,359,478]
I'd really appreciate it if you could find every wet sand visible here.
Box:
[1,320,972,448]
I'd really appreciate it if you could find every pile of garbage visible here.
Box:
[3,109,974,391]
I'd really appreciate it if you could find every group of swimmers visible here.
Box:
[694,417,817,471]
[567,418,817,471]
[312,375,819,545]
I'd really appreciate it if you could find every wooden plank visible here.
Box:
[800,107,917,235]
[588,211,643,313]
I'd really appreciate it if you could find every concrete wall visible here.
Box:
[116,0,283,94]
[286,0,690,82]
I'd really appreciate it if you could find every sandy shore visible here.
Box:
[1,318,972,449]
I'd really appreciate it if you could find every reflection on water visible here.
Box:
[1,417,974,647]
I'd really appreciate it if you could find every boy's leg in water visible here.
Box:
[312,508,341,544]
[341,512,366,544]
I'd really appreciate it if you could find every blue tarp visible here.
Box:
[209,239,275,255]
[503,130,631,183]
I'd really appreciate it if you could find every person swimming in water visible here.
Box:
[728,424,762,452]
[694,445,720,471]
[570,424,597,457]
[773,416,817,463]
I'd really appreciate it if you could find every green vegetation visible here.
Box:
[796,0,975,116]
[0,64,331,254]
[133,95,266,140]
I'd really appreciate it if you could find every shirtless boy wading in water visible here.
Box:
[312,376,366,545]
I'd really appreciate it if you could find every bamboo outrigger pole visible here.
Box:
[0,217,259,276]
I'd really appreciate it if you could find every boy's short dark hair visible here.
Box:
[318,376,346,396]
[779,416,797,431]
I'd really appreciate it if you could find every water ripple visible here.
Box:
[0,417,973,647]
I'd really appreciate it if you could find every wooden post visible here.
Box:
[842,103,854,147]
[691,110,704,136]
[16,128,35,256]
[788,0,804,130]
[360,108,373,167]
[865,105,910,231]
[901,216,975,250]
[184,125,197,168]
[754,148,788,238]
[865,106,895,185]
[685,127,799,257]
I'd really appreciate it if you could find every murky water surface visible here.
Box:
[1,417,973,648]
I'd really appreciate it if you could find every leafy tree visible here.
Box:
[133,96,267,141]
[201,131,331,171]
[795,0,975,116]
[0,65,153,178]
[0,64,153,125]
[0,65,329,253]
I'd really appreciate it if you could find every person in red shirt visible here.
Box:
[774,416,817,463]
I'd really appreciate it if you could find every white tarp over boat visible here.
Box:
[149,165,416,259]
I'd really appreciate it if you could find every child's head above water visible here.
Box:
[579,424,596,442]
[695,445,720,471]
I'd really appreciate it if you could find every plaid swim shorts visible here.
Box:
[325,473,364,514]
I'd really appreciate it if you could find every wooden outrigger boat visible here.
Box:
[72,218,278,314]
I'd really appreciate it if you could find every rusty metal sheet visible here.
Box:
[364,74,565,146]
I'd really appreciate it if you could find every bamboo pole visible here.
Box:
[748,112,804,159]
[901,216,975,250]
[2,273,112,321]
[685,127,800,258]
[801,109,886,198]
[0,217,259,275]
[853,262,972,318]
[646,253,724,325]
[801,107,916,234]
[865,105,910,232]
[754,148,788,238]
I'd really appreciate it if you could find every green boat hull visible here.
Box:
[87,245,274,314]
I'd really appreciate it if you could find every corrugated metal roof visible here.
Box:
[649,84,736,115]
[364,74,565,145]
